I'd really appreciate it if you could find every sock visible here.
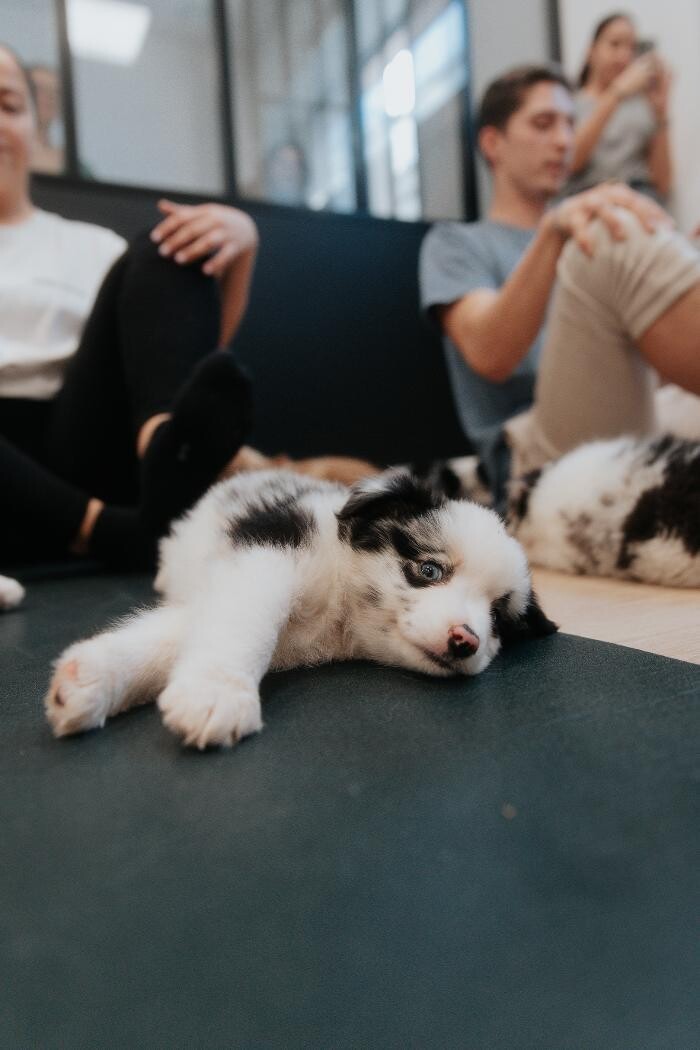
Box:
[140,351,252,534]
[89,506,158,570]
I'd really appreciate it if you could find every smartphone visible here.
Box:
[636,39,656,56]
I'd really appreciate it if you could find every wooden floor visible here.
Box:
[532,568,700,665]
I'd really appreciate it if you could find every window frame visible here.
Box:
[49,0,478,220]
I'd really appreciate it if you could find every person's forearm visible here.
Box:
[451,219,566,382]
[217,246,257,347]
[647,122,672,197]
[571,88,620,173]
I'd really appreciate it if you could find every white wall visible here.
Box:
[559,0,700,233]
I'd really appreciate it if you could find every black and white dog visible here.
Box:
[45,470,556,749]
[441,434,700,587]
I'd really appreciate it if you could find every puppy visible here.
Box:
[439,436,700,587]
[46,470,556,749]
[0,574,24,611]
[509,435,700,586]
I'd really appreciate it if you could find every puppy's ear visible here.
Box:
[491,590,558,647]
[337,471,441,550]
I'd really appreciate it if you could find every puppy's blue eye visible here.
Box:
[419,561,443,582]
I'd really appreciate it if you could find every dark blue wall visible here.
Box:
[33,177,469,465]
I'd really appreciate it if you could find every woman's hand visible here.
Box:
[646,58,673,120]
[150,200,259,277]
[545,182,671,257]
[610,52,657,100]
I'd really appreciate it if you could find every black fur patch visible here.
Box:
[491,591,558,647]
[337,473,444,552]
[562,511,600,573]
[508,468,543,524]
[228,497,315,550]
[390,525,433,561]
[618,438,700,569]
[410,461,463,499]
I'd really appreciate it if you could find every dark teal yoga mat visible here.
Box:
[2,573,699,1049]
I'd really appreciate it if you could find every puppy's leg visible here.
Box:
[46,604,184,738]
[158,549,297,749]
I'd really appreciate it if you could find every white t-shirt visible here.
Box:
[0,208,127,399]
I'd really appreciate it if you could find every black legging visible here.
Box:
[1,231,220,564]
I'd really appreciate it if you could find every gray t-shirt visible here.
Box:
[565,92,657,197]
[419,220,540,503]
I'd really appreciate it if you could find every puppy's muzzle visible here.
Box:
[447,624,480,659]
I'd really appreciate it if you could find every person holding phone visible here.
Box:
[565,13,672,200]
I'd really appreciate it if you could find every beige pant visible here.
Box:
[505,211,700,477]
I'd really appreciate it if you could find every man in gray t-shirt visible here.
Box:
[419,65,700,510]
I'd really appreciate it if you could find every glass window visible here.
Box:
[68,0,225,193]
[228,0,357,212]
[1,0,66,175]
[5,0,474,221]
[360,0,470,221]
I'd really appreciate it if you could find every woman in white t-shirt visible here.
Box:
[565,13,672,202]
[0,43,259,567]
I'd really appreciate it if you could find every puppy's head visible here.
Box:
[337,471,556,676]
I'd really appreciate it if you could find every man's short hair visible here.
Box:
[476,64,571,134]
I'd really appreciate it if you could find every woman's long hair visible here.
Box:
[578,13,633,88]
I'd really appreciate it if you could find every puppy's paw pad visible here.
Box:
[45,645,112,737]
[158,672,262,749]
[0,575,25,610]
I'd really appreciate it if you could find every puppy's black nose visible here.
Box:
[447,624,480,659]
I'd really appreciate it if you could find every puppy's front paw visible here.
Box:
[158,670,262,750]
[45,641,114,737]
[0,575,25,610]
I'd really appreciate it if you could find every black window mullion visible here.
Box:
[214,0,237,198]
[547,0,562,62]
[54,0,80,178]
[345,0,369,212]
[460,0,478,219]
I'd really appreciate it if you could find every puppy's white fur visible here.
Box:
[46,469,553,749]
[0,574,24,610]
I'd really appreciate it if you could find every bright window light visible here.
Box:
[382,49,415,118]
[67,0,152,66]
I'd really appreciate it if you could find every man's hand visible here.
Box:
[150,200,259,277]
[544,183,671,257]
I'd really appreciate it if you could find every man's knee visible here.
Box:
[558,209,700,338]
[557,208,655,298]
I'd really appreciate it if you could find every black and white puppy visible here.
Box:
[508,435,700,586]
[46,469,556,749]
[438,435,700,587]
